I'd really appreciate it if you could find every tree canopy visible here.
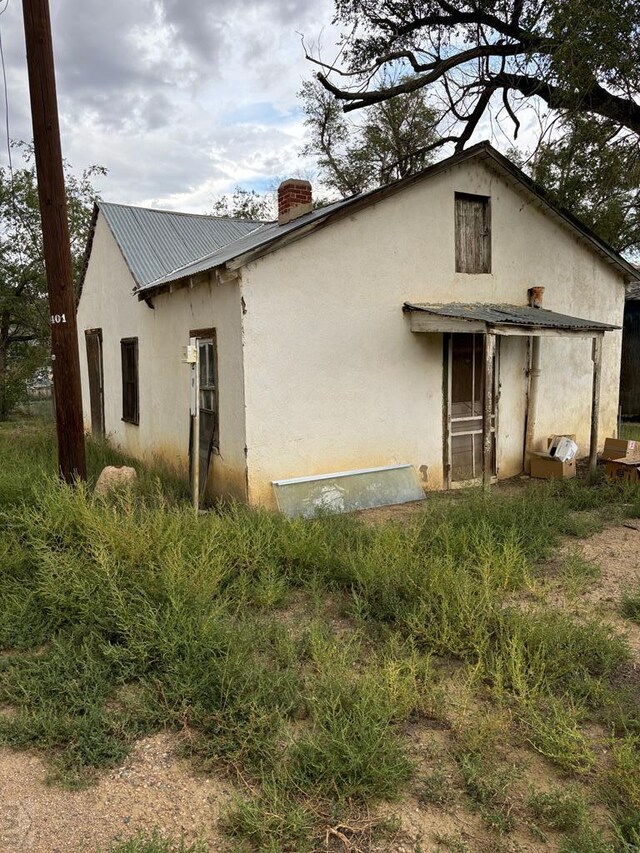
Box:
[514,116,640,258]
[300,77,440,196]
[211,187,275,221]
[0,145,105,417]
[309,0,640,153]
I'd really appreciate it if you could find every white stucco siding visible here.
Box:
[77,214,248,499]
[241,159,625,508]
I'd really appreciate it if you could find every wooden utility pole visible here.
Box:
[22,0,86,481]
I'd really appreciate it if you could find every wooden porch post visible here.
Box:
[589,333,603,481]
[483,332,496,487]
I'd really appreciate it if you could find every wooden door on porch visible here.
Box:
[84,329,105,437]
[445,333,497,484]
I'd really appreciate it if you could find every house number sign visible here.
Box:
[50,313,67,324]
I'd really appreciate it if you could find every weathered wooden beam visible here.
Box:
[409,314,486,334]
[214,268,240,286]
[443,334,452,490]
[589,333,603,481]
[483,332,496,487]
[492,325,610,338]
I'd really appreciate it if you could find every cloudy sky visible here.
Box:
[0,0,343,211]
[1,0,547,215]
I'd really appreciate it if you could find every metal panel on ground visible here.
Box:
[272,464,425,518]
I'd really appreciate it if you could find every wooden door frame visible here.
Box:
[84,328,105,437]
[189,328,219,503]
[443,331,499,489]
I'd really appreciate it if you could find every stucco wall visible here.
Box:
[76,214,247,499]
[241,159,625,508]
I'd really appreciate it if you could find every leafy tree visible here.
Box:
[212,183,329,219]
[0,144,105,418]
[308,0,640,152]
[300,77,440,196]
[211,187,275,220]
[511,116,640,257]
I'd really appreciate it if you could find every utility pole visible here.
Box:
[22,0,86,481]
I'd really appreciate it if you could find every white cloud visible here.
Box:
[0,0,338,210]
[0,0,545,215]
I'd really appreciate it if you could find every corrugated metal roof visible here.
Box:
[141,196,351,292]
[139,141,640,294]
[404,302,619,332]
[98,201,263,288]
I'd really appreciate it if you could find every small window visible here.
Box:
[121,337,139,424]
[455,192,491,273]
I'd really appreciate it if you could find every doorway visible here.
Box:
[189,329,219,504]
[444,332,498,485]
[197,336,218,499]
[84,329,105,437]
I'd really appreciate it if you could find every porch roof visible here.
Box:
[403,302,619,337]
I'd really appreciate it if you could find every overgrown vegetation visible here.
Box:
[104,833,207,853]
[1,419,640,851]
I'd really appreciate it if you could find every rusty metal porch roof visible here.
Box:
[403,302,619,333]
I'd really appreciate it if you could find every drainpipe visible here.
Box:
[524,287,544,473]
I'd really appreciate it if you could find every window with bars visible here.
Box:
[120,337,139,424]
[455,192,491,273]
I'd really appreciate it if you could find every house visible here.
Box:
[621,282,640,419]
[77,142,640,511]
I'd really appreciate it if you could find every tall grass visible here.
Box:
[2,420,640,849]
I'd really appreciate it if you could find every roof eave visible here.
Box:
[138,140,640,295]
[75,202,100,306]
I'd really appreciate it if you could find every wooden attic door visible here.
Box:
[84,329,105,437]
[445,333,498,485]
[455,193,491,273]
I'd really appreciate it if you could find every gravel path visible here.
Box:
[0,733,229,852]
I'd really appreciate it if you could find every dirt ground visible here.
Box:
[1,522,639,853]
[0,734,229,852]
[550,519,640,659]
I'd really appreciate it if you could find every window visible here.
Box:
[455,192,491,273]
[120,337,139,424]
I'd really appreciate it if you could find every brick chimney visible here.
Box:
[278,179,312,225]
[528,286,545,308]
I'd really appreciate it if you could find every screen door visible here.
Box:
[445,333,497,484]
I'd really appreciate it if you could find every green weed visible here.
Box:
[560,551,601,594]
[558,826,616,853]
[521,695,595,775]
[433,833,471,852]
[527,785,590,831]
[418,766,455,807]
[456,752,519,833]
[103,831,207,852]
[598,735,640,847]
[2,422,640,851]
[620,584,640,624]
[222,783,315,853]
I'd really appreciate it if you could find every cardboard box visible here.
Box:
[547,434,576,448]
[604,455,640,483]
[548,435,578,462]
[530,452,577,480]
[601,437,638,461]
